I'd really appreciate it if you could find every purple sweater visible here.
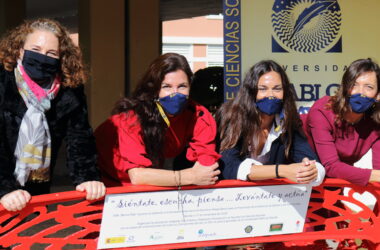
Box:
[303,96,380,186]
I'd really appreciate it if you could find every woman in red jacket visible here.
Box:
[95,53,220,187]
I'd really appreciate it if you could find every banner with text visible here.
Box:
[223,0,380,111]
[98,185,311,249]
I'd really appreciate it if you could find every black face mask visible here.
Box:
[22,50,60,87]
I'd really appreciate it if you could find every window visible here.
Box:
[207,44,223,67]
[162,43,193,68]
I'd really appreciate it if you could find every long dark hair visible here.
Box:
[217,60,301,158]
[331,58,380,124]
[113,53,193,166]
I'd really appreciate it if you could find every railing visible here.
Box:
[1,179,380,249]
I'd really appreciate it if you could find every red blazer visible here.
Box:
[95,101,220,187]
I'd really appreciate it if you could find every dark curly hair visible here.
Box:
[0,18,87,87]
[113,53,193,167]
[216,60,302,158]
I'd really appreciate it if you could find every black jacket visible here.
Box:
[220,129,320,179]
[0,65,99,198]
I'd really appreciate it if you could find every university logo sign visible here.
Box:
[271,0,342,53]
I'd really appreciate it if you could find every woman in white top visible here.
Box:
[216,60,325,185]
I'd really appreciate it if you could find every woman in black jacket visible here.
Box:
[216,60,325,185]
[0,18,105,211]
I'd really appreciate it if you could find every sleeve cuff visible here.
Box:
[310,162,326,186]
[198,153,220,166]
[237,158,262,181]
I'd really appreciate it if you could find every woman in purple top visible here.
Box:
[304,58,380,186]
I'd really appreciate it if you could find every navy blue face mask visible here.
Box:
[158,92,189,115]
[256,97,283,115]
[22,50,60,87]
[349,93,377,113]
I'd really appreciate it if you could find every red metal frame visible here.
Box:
[1,179,380,249]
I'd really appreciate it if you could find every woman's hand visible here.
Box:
[296,158,318,184]
[76,181,106,200]
[0,190,31,211]
[280,158,317,184]
[370,169,380,182]
[186,161,220,185]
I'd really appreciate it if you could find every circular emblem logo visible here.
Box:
[272,0,341,53]
[245,225,253,233]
